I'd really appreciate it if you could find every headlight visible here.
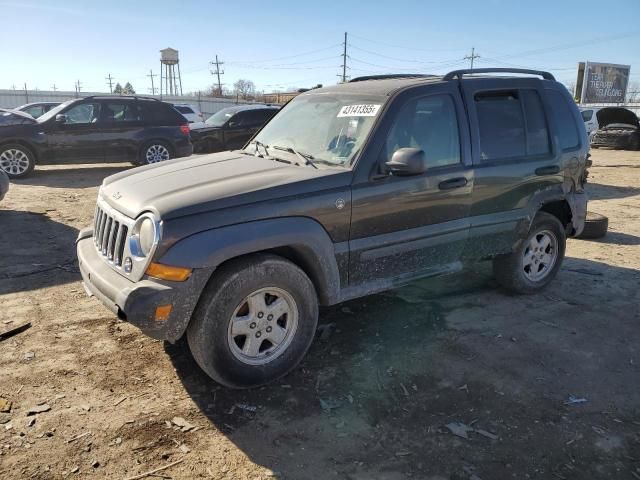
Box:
[131,213,160,258]
[138,218,156,256]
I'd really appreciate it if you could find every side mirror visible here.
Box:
[385,148,428,176]
[226,120,238,128]
[55,114,68,124]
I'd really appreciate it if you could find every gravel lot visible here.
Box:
[1,149,639,480]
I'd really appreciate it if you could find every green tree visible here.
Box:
[113,83,123,95]
[123,82,136,95]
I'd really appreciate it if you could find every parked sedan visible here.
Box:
[15,102,61,119]
[190,105,279,153]
[591,107,640,150]
[0,96,193,178]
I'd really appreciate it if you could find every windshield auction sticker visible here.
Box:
[337,104,381,117]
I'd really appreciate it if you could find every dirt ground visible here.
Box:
[0,149,639,480]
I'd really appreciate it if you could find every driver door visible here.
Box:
[44,102,106,163]
[349,86,474,285]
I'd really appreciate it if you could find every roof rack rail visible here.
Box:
[81,94,161,102]
[349,74,435,83]
[443,68,555,81]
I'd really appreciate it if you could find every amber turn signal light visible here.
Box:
[154,304,173,322]
[146,262,192,282]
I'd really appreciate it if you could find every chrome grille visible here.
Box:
[93,203,131,267]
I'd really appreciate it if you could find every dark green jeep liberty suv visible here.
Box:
[77,68,589,388]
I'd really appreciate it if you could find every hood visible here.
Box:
[100,151,348,219]
[596,107,639,128]
[189,122,220,132]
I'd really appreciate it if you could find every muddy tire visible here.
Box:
[493,212,566,294]
[187,254,318,389]
[136,141,172,165]
[630,136,640,151]
[0,143,35,179]
[576,212,608,239]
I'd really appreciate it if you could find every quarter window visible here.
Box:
[522,90,550,156]
[547,90,580,150]
[581,109,594,122]
[387,94,461,168]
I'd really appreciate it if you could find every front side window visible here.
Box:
[251,93,387,167]
[104,103,142,122]
[64,103,101,124]
[205,108,235,127]
[386,94,460,168]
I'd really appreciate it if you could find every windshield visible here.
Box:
[249,93,387,168]
[205,108,235,127]
[37,100,74,123]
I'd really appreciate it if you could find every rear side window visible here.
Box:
[546,90,580,150]
[521,90,550,156]
[104,103,142,122]
[175,106,195,114]
[241,109,278,127]
[581,110,593,122]
[475,91,525,160]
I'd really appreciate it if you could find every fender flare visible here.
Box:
[519,186,587,240]
[158,217,342,305]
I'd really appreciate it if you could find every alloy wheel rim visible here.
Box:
[0,149,30,175]
[227,287,299,366]
[522,229,558,282]
[145,145,170,164]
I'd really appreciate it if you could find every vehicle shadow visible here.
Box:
[586,181,640,200]
[12,165,132,189]
[0,210,79,295]
[166,257,640,478]
[583,230,640,246]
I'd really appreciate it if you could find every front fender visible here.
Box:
[157,217,342,305]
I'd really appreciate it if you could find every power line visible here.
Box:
[231,44,342,65]
[348,44,437,64]
[105,73,114,93]
[348,33,468,53]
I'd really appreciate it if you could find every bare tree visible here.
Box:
[233,79,256,100]
[627,81,640,103]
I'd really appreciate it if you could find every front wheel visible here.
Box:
[0,144,35,179]
[187,254,318,388]
[493,212,566,294]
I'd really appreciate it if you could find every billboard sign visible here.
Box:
[579,62,631,104]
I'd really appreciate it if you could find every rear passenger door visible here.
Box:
[349,85,473,285]
[100,101,145,161]
[461,79,563,258]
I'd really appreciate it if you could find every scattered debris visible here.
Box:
[400,383,410,397]
[67,432,91,443]
[445,422,499,441]
[179,444,191,454]
[80,404,91,412]
[70,467,79,474]
[123,458,184,480]
[317,323,336,341]
[91,460,100,468]
[319,398,342,413]
[26,404,51,416]
[395,450,412,456]
[26,418,36,428]
[0,322,31,342]
[565,396,588,406]
[0,398,12,413]
[172,417,195,432]
[113,396,127,406]
[24,351,35,360]
[235,403,257,413]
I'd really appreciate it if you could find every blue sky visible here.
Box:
[1,0,639,94]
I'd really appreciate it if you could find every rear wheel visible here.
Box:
[493,212,566,294]
[137,141,172,165]
[0,144,35,179]
[187,254,318,388]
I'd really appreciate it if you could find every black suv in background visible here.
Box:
[190,104,279,153]
[78,68,589,388]
[0,96,193,178]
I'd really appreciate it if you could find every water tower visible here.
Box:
[160,48,183,96]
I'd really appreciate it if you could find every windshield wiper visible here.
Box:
[251,140,270,158]
[272,145,318,169]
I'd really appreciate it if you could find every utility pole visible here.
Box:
[147,69,158,95]
[464,47,480,71]
[210,55,224,96]
[51,84,58,92]
[340,32,348,83]
[75,80,82,97]
[24,83,29,103]
[105,74,114,93]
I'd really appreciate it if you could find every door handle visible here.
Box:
[535,165,560,176]
[438,177,468,190]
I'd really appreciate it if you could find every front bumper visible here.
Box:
[76,230,206,342]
